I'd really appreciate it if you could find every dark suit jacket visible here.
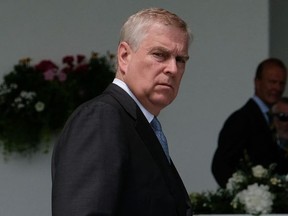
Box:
[52,84,192,216]
[211,99,280,188]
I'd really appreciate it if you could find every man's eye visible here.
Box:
[153,52,165,59]
[176,57,187,64]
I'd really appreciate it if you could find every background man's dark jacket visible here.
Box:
[211,99,284,187]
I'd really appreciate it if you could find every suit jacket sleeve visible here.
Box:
[52,101,128,215]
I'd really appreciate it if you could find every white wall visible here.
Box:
[0,1,269,215]
[270,0,288,96]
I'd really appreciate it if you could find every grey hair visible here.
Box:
[119,8,193,51]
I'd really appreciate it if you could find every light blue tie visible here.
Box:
[150,117,170,162]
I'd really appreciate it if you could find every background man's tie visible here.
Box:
[266,110,274,130]
[150,117,170,162]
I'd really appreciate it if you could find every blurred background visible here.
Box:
[0,0,287,215]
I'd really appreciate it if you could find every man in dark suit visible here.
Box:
[271,97,288,172]
[52,8,193,216]
[211,58,287,188]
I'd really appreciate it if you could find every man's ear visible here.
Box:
[117,42,131,74]
[254,78,260,92]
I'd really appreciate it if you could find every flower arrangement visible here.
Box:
[0,52,115,156]
[190,163,288,215]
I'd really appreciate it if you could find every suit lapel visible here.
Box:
[135,108,172,169]
[134,99,191,214]
[105,84,191,214]
[248,99,272,134]
[105,84,174,169]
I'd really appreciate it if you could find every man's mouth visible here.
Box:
[158,83,173,89]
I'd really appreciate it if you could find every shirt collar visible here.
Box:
[252,95,270,114]
[113,78,154,123]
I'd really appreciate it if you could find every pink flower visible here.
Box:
[43,69,56,81]
[57,72,67,82]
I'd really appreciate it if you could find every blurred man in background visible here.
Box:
[212,58,287,188]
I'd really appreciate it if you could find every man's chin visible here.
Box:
[265,98,280,106]
[153,96,174,107]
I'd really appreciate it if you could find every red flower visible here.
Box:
[75,64,89,73]
[77,55,85,64]
[61,67,73,74]
[56,72,67,82]
[62,56,74,66]
[35,60,58,73]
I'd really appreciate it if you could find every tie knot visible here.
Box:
[151,117,162,132]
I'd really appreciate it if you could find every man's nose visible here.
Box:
[165,59,178,75]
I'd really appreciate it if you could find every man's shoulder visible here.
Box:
[72,84,138,121]
[229,99,256,115]
[80,84,130,108]
[224,99,262,125]
[240,98,260,113]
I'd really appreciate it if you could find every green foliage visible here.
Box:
[190,162,288,215]
[190,189,235,214]
[0,52,115,156]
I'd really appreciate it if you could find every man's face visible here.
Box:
[117,23,189,115]
[273,102,288,139]
[255,66,287,106]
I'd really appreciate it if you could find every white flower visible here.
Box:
[17,103,25,109]
[252,165,268,178]
[12,97,24,109]
[14,97,22,103]
[11,91,37,109]
[270,177,281,186]
[20,91,36,100]
[233,183,274,215]
[34,101,45,112]
[285,174,288,182]
[226,171,246,192]
[0,83,17,96]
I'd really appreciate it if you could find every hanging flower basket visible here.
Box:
[0,52,115,156]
